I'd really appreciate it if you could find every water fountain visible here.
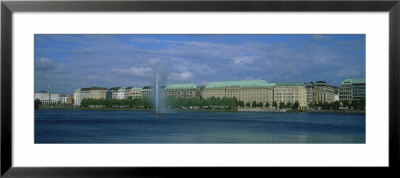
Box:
[155,73,160,112]
[154,69,168,113]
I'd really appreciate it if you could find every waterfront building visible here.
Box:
[333,86,339,101]
[339,78,366,102]
[66,95,74,105]
[58,97,67,104]
[334,93,339,101]
[203,80,274,105]
[164,84,200,98]
[107,87,120,99]
[305,85,313,105]
[308,81,335,104]
[58,94,73,104]
[116,86,126,99]
[114,86,133,99]
[58,96,68,104]
[73,88,90,106]
[35,90,60,105]
[124,87,132,99]
[273,82,307,108]
[142,86,152,98]
[130,88,143,98]
[89,87,107,99]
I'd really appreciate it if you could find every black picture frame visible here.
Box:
[1,0,399,177]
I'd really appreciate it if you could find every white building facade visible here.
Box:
[117,86,127,99]
[74,88,90,106]
[35,92,60,105]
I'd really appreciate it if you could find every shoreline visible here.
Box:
[38,107,365,114]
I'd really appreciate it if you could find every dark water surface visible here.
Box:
[35,110,365,143]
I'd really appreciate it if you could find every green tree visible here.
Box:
[246,102,251,107]
[252,101,257,108]
[309,103,314,108]
[265,102,270,107]
[279,102,285,109]
[257,102,263,107]
[293,101,300,110]
[209,96,217,109]
[238,100,245,107]
[360,97,366,110]
[343,100,350,108]
[286,102,292,109]
[272,101,278,108]
[332,101,340,110]
[35,99,42,110]
[351,100,361,110]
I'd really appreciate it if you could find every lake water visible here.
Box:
[35,110,365,143]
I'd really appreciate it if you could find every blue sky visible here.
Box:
[35,34,365,93]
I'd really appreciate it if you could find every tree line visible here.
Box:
[165,96,239,110]
[77,96,303,110]
[80,97,152,108]
[309,97,365,110]
[165,97,306,110]
[36,96,365,111]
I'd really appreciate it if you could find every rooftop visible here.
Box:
[205,80,275,88]
[89,87,107,90]
[165,83,197,89]
[308,81,331,87]
[275,82,306,86]
[119,86,127,90]
[130,87,142,91]
[341,78,366,84]
[74,87,105,92]
[109,87,121,90]
[310,81,327,84]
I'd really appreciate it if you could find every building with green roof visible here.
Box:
[273,82,308,108]
[341,78,365,85]
[74,87,90,106]
[274,82,306,86]
[130,87,142,91]
[164,83,200,99]
[205,80,275,88]
[115,86,132,99]
[339,78,366,102]
[203,80,274,105]
[166,84,197,89]
[130,87,143,99]
[306,81,335,104]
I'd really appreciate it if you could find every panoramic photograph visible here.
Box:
[34,34,366,143]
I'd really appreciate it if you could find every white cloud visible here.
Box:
[169,71,193,82]
[191,65,216,74]
[114,67,153,77]
[174,63,190,72]
[40,57,53,63]
[180,71,193,80]
[233,56,256,64]
[148,58,161,65]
